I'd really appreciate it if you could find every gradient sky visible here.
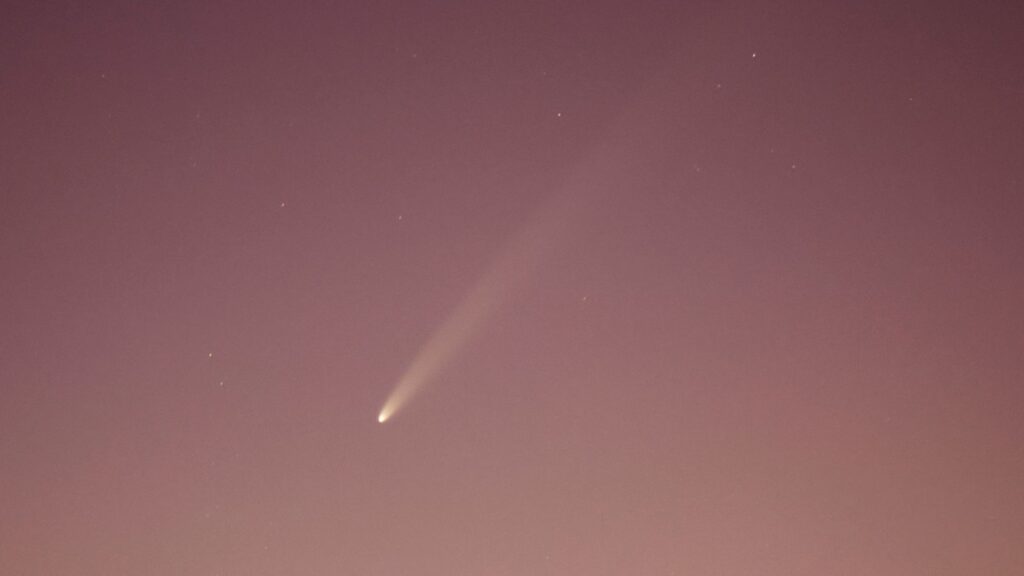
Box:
[2,1,1023,574]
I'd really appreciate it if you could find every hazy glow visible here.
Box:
[376,173,603,422]
[376,75,677,422]
[377,222,543,422]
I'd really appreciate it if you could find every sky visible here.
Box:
[2,1,1023,574]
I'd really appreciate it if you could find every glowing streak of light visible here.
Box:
[377,202,561,424]
[377,64,679,423]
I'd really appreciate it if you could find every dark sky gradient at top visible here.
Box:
[2,1,1023,574]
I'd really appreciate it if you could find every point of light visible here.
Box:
[377,412,387,423]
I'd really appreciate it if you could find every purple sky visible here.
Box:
[2,2,1023,574]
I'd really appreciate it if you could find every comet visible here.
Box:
[375,158,631,424]
[377,199,561,424]
[376,64,681,423]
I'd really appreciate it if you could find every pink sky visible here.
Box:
[2,1,1023,574]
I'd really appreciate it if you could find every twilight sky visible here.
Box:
[2,1,1023,574]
